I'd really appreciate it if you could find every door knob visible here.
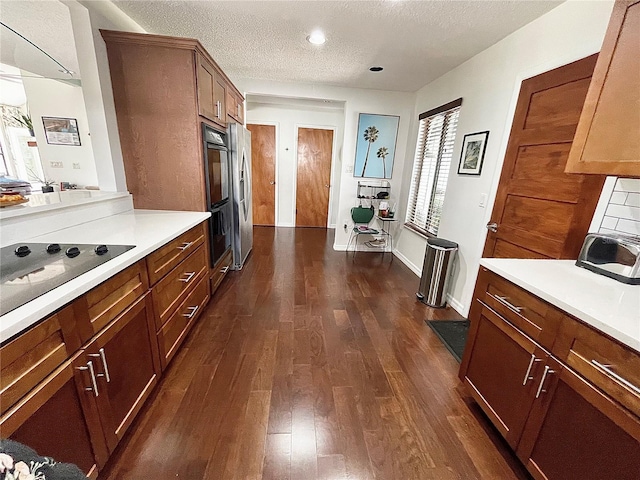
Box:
[325,184,330,188]
[270,181,276,185]
[486,222,498,233]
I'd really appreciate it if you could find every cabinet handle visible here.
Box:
[237,103,242,117]
[220,266,229,274]
[535,365,555,398]
[182,305,199,319]
[77,361,99,397]
[522,354,542,385]
[592,360,640,395]
[179,271,196,283]
[216,101,222,119]
[177,242,192,251]
[88,347,111,383]
[489,293,524,313]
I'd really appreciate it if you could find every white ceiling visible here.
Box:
[0,0,80,79]
[113,0,562,92]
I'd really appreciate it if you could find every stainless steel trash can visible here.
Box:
[416,238,458,307]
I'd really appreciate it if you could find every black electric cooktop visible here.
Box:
[0,242,135,316]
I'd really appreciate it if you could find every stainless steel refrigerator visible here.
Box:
[228,123,253,270]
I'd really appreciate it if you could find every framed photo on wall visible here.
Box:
[354,113,399,179]
[42,117,81,146]
[458,130,489,175]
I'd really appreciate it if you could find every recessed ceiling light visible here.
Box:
[307,30,326,45]
[369,66,384,72]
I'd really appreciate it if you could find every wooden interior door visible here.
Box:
[247,124,276,226]
[484,55,606,259]
[296,127,333,227]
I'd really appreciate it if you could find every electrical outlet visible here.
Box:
[346,165,353,174]
[50,161,63,168]
[72,163,81,169]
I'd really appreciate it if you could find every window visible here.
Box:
[405,98,461,236]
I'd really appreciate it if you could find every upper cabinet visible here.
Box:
[566,1,640,176]
[226,89,245,124]
[196,53,227,126]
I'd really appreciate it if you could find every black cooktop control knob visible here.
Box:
[46,243,61,254]
[65,247,81,258]
[14,245,31,257]
[95,245,109,256]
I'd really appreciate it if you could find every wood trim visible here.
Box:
[419,98,463,120]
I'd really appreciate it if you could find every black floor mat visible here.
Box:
[426,320,470,363]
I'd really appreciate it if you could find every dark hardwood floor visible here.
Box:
[101,227,529,480]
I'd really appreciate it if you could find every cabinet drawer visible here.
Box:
[478,268,562,350]
[146,223,206,286]
[152,245,208,329]
[157,274,209,369]
[554,318,640,418]
[210,247,232,294]
[80,260,148,340]
[0,304,83,415]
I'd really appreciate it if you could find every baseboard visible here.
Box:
[392,248,421,277]
[445,294,465,318]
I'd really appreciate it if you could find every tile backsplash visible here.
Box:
[597,178,640,237]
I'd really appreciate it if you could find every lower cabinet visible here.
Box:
[2,355,108,479]
[82,293,161,452]
[517,358,640,480]
[461,267,640,480]
[463,302,547,448]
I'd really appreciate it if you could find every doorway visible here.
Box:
[295,127,334,228]
[247,123,276,226]
[483,55,606,259]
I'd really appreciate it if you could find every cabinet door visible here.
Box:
[86,293,161,452]
[197,54,217,121]
[462,301,545,448]
[235,92,244,124]
[1,355,108,478]
[565,1,640,176]
[518,358,640,480]
[213,75,227,124]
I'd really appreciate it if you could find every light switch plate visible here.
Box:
[346,165,353,174]
[50,161,63,168]
[479,193,487,208]
[73,163,81,169]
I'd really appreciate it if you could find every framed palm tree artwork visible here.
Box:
[354,113,399,178]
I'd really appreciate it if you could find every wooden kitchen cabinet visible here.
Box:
[83,293,160,452]
[1,354,109,478]
[517,358,640,480]
[462,301,547,448]
[565,1,640,176]
[226,88,245,124]
[461,265,640,479]
[197,53,226,126]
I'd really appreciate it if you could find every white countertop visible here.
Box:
[480,258,640,352]
[0,191,130,220]
[0,209,210,343]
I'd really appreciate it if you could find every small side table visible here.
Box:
[364,215,398,254]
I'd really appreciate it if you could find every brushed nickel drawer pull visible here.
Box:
[77,361,99,397]
[489,293,524,314]
[535,365,555,399]
[177,242,193,251]
[522,354,542,386]
[179,271,196,283]
[592,360,640,395]
[88,348,111,383]
[182,305,199,319]
[220,266,229,274]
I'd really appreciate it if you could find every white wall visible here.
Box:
[22,76,98,187]
[237,79,416,248]
[245,101,345,227]
[394,0,616,316]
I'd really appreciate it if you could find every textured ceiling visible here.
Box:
[0,0,80,79]
[113,0,562,92]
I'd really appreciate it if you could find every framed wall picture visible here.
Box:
[42,117,81,146]
[354,113,399,179]
[458,131,489,175]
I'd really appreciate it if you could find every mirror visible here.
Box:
[0,1,98,194]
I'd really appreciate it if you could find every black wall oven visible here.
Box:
[203,124,231,267]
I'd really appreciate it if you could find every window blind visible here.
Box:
[406,102,460,236]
